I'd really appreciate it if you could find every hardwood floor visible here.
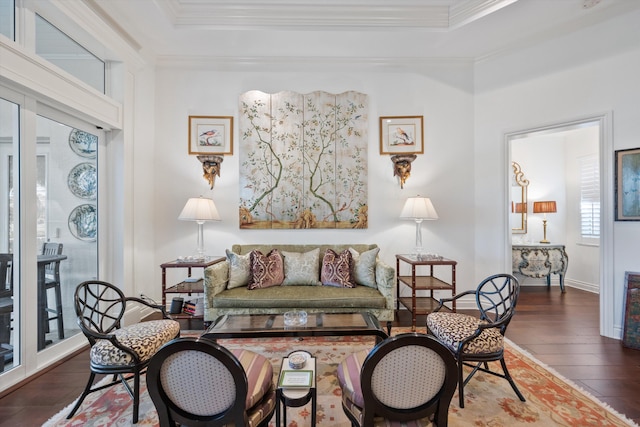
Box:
[0,286,639,426]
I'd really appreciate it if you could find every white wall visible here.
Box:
[512,135,567,245]
[564,126,600,292]
[474,9,640,337]
[148,65,478,304]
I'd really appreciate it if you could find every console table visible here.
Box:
[512,245,568,293]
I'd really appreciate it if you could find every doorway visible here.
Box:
[505,113,615,337]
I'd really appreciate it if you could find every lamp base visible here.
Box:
[539,240,550,244]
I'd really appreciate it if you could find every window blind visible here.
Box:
[580,155,600,239]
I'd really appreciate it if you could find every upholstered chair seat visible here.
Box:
[337,333,457,427]
[89,320,181,366]
[426,312,503,355]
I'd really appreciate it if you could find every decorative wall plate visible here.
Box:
[68,204,97,241]
[68,129,97,158]
[67,162,97,199]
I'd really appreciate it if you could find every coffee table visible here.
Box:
[202,312,388,343]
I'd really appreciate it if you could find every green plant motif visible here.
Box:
[239,90,368,229]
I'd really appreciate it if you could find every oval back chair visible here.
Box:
[337,332,458,426]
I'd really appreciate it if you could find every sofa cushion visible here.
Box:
[226,249,251,289]
[281,248,321,286]
[248,249,285,290]
[211,285,387,309]
[232,244,378,272]
[349,247,379,288]
[321,249,356,288]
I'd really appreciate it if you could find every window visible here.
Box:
[580,154,600,241]
[35,14,105,93]
[0,0,14,40]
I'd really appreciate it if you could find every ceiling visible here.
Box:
[86,0,639,62]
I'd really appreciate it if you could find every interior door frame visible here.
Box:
[505,112,615,338]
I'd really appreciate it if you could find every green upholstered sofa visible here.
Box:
[203,244,395,329]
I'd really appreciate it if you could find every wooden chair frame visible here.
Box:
[68,280,179,424]
[342,333,458,426]
[147,336,274,427]
[429,273,526,408]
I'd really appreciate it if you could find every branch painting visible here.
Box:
[239,90,368,229]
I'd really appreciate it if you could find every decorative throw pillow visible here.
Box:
[321,249,356,288]
[281,248,322,286]
[226,249,251,289]
[247,249,285,290]
[349,247,380,288]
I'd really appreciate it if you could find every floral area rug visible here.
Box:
[44,329,638,427]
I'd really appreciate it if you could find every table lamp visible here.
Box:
[400,195,438,256]
[533,200,556,244]
[178,196,221,258]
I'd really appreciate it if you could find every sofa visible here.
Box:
[203,244,395,331]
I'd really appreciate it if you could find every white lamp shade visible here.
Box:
[178,196,221,222]
[400,196,439,220]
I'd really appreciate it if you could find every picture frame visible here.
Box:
[379,116,424,155]
[188,115,233,155]
[615,147,640,221]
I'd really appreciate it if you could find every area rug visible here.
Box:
[44,329,638,427]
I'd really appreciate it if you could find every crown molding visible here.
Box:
[154,0,517,31]
[155,54,474,71]
[449,0,518,29]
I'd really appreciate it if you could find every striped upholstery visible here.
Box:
[231,349,274,409]
[337,349,368,407]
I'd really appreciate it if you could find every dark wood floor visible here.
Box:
[0,286,639,426]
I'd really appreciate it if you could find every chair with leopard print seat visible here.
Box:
[146,336,276,427]
[337,333,458,426]
[427,273,526,408]
[67,280,181,424]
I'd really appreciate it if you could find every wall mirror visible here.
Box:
[511,161,529,234]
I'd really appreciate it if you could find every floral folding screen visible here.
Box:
[239,90,368,229]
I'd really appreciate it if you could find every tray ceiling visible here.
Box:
[86,0,637,61]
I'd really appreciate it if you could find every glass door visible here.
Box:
[0,97,19,372]
[35,114,99,351]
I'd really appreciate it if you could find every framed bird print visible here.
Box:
[188,115,234,155]
[379,116,424,155]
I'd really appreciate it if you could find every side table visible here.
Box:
[160,256,225,328]
[396,254,457,331]
[276,351,316,427]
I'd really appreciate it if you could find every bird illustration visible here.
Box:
[396,127,412,143]
[199,129,221,146]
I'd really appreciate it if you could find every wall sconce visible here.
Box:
[197,155,224,189]
[391,154,417,189]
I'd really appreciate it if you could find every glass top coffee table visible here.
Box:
[203,312,388,343]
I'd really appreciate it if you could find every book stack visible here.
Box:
[182,297,204,316]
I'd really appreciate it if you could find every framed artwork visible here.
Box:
[239,90,368,229]
[188,115,233,155]
[379,116,424,154]
[615,147,640,221]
